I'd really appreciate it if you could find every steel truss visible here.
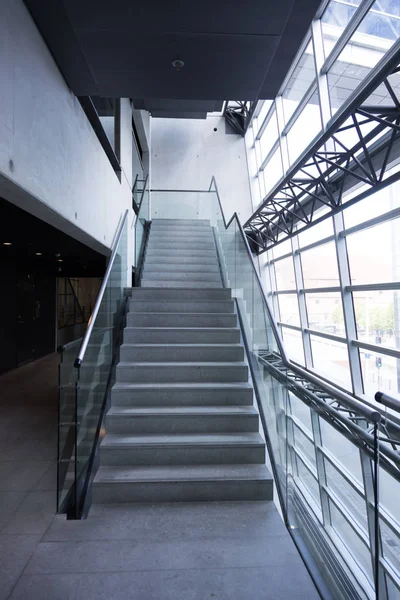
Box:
[258,350,400,481]
[224,101,255,135]
[244,43,400,253]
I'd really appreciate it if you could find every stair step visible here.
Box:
[149,230,213,239]
[120,343,244,362]
[92,464,273,503]
[141,280,222,288]
[123,327,240,344]
[99,433,265,466]
[127,313,236,328]
[145,248,217,258]
[143,263,219,273]
[147,242,214,251]
[144,255,218,265]
[129,300,233,313]
[106,406,258,433]
[152,219,210,226]
[116,361,248,383]
[111,382,254,406]
[142,271,221,282]
[131,288,231,300]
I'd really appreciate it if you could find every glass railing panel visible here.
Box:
[57,339,80,511]
[151,191,217,223]
[75,217,127,493]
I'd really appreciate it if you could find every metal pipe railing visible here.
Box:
[74,209,128,368]
[375,391,400,414]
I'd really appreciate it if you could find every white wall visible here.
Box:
[151,116,253,222]
[0,0,134,279]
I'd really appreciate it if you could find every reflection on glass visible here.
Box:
[274,256,296,290]
[301,242,340,288]
[359,347,400,398]
[293,422,316,467]
[329,500,373,580]
[321,0,362,59]
[287,90,322,163]
[380,518,400,574]
[278,293,301,326]
[282,40,315,124]
[311,334,351,390]
[325,460,368,529]
[327,0,400,115]
[306,292,344,335]
[282,327,305,365]
[295,456,321,507]
[346,217,400,285]
[320,417,364,482]
[353,290,399,349]
[262,148,284,196]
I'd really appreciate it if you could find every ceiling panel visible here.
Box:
[24,0,322,113]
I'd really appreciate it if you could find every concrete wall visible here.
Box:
[0,0,134,281]
[151,116,253,222]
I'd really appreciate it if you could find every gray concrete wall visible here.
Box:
[150,116,253,222]
[0,0,134,282]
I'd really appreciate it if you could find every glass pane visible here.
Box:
[272,238,292,260]
[353,290,399,348]
[282,39,315,124]
[346,218,400,285]
[58,341,80,511]
[289,391,313,433]
[274,256,296,290]
[320,418,364,483]
[329,500,373,581]
[344,179,400,228]
[310,334,352,390]
[321,0,362,59]
[76,215,128,499]
[151,191,216,222]
[282,327,305,365]
[278,294,301,326]
[386,572,400,599]
[287,90,322,164]
[359,347,400,398]
[295,456,321,507]
[256,100,273,135]
[301,242,339,288]
[262,148,284,196]
[293,422,316,467]
[380,468,400,526]
[381,518,400,573]
[327,0,400,115]
[298,217,333,247]
[305,292,344,335]
[259,111,279,161]
[325,460,368,529]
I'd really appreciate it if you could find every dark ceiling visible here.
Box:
[24,0,321,119]
[0,198,106,277]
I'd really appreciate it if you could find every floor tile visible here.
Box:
[0,534,42,600]
[0,492,27,531]
[0,461,52,491]
[2,491,56,535]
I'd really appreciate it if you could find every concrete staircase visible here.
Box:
[92,219,272,503]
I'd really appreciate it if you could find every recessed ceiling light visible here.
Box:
[58,259,63,262]
[3,242,12,246]
[35,252,43,256]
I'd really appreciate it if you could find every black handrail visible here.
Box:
[375,391,400,413]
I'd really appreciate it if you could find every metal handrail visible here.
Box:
[74,209,129,368]
[375,391,400,414]
[209,176,381,424]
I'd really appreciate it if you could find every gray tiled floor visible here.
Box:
[0,355,321,600]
